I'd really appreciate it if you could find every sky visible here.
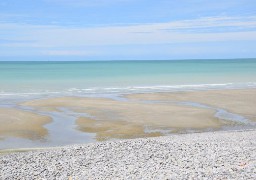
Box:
[0,0,256,60]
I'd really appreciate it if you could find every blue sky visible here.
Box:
[0,0,256,60]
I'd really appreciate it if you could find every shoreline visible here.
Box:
[0,88,256,149]
[125,88,256,121]
[1,128,255,155]
[1,129,255,179]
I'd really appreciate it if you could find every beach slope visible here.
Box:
[1,130,255,179]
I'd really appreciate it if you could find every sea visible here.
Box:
[0,59,256,97]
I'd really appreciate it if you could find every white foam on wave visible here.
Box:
[1,82,256,97]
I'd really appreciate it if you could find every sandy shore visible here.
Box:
[0,88,255,145]
[21,96,225,140]
[1,130,255,179]
[19,89,256,140]
[0,108,51,140]
[126,88,256,122]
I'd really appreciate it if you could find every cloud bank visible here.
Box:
[0,15,256,59]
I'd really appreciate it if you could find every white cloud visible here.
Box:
[44,0,132,6]
[1,16,256,49]
[44,50,92,56]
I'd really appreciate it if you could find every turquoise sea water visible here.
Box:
[0,59,256,96]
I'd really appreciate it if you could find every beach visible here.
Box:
[14,89,256,140]
[126,89,256,122]
[0,88,256,148]
[1,130,255,179]
[20,94,224,140]
[0,60,256,179]
[0,108,51,140]
[2,0,256,178]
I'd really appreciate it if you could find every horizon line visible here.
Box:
[0,57,256,62]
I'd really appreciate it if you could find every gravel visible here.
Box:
[1,130,256,179]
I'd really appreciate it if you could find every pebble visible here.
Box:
[0,130,255,179]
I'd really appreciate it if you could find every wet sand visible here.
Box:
[0,88,254,147]
[21,96,227,140]
[77,118,162,141]
[0,108,51,140]
[126,88,256,122]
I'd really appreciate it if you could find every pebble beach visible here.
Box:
[1,129,255,179]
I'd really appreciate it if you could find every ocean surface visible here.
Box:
[0,59,256,97]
